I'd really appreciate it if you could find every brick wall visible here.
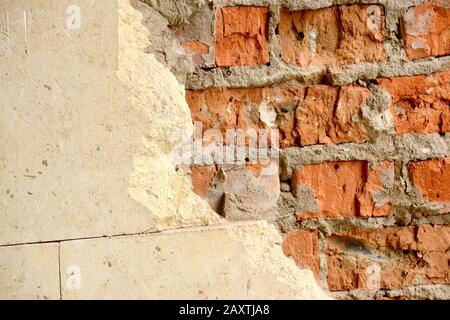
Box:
[180,0,450,300]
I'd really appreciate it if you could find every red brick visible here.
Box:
[183,40,210,55]
[282,230,321,281]
[191,161,280,220]
[183,40,210,66]
[191,165,218,198]
[215,6,270,66]
[409,157,450,203]
[279,5,386,67]
[401,0,450,60]
[292,161,393,219]
[296,85,370,146]
[220,161,280,221]
[378,71,450,135]
[326,225,450,291]
[186,85,370,147]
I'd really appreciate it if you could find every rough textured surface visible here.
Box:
[191,162,281,221]
[60,222,328,299]
[187,85,371,148]
[282,230,320,280]
[327,225,450,291]
[279,4,386,67]
[409,157,450,203]
[2,0,449,301]
[0,244,60,300]
[215,6,270,66]
[295,86,370,146]
[378,71,450,135]
[191,165,219,198]
[402,0,450,60]
[292,161,394,219]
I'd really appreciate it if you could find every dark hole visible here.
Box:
[297,31,305,41]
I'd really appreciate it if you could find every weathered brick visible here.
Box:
[183,40,210,66]
[282,230,321,281]
[183,40,210,55]
[409,157,450,203]
[296,85,370,146]
[186,85,370,147]
[279,5,386,67]
[401,0,450,60]
[215,6,270,66]
[219,161,280,221]
[327,225,450,291]
[191,165,218,198]
[190,162,280,221]
[378,71,450,135]
[292,161,394,219]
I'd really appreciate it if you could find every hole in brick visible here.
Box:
[297,31,305,41]
[334,164,340,170]
[319,73,333,85]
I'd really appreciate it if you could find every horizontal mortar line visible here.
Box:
[294,215,450,228]
[213,0,410,10]
[0,220,267,248]
[330,283,450,295]
[186,58,450,90]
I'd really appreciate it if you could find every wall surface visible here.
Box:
[0,0,328,300]
[184,0,450,299]
[1,0,449,300]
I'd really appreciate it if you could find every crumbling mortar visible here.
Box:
[319,237,330,290]
[330,284,450,300]
[187,57,450,89]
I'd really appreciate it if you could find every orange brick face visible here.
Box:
[327,225,450,291]
[292,161,394,219]
[296,86,370,146]
[279,5,386,67]
[186,85,370,147]
[378,71,450,135]
[215,6,270,66]
[191,166,218,198]
[183,40,209,55]
[409,157,450,203]
[402,0,450,60]
[282,230,320,281]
